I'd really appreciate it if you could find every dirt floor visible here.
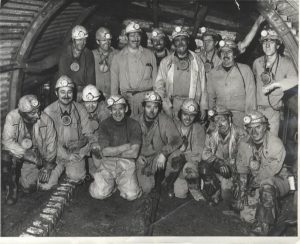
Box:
[1,177,297,237]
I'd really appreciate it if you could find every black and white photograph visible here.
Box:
[0,0,298,242]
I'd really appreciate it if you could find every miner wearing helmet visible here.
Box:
[150,28,170,66]
[92,27,119,97]
[89,95,142,200]
[2,95,57,204]
[207,35,256,128]
[110,21,157,116]
[155,26,207,122]
[164,99,206,201]
[252,26,297,135]
[59,25,95,101]
[235,111,291,235]
[43,76,96,188]
[198,27,222,73]
[133,91,182,194]
[201,105,246,205]
[81,85,110,177]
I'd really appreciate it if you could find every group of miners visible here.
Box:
[1,16,298,236]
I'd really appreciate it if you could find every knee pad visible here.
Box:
[174,178,188,198]
[259,184,277,208]
[89,181,113,200]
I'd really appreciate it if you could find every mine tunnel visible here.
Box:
[0,0,298,237]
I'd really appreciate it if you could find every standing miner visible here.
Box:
[110,21,157,116]
[2,95,57,204]
[89,95,142,200]
[198,28,222,74]
[134,91,183,194]
[150,28,170,67]
[252,27,297,135]
[43,76,95,188]
[235,111,291,235]
[155,26,207,120]
[59,25,95,101]
[207,36,256,127]
[92,27,118,97]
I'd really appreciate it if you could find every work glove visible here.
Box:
[213,158,231,179]
[171,154,186,171]
[156,153,167,171]
[235,190,248,210]
[90,142,102,159]
[38,162,56,184]
[138,156,153,176]
[38,168,52,184]
[202,175,220,197]
[69,153,83,162]
[23,149,42,166]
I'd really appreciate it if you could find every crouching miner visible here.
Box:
[44,76,95,187]
[165,99,206,201]
[2,95,57,204]
[134,91,183,194]
[89,95,142,200]
[235,111,291,235]
[201,106,246,205]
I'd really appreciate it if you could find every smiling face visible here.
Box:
[262,39,279,56]
[220,48,235,67]
[246,123,267,144]
[56,87,74,105]
[127,32,141,49]
[111,103,126,122]
[97,38,111,52]
[152,37,166,52]
[174,35,189,56]
[180,111,196,127]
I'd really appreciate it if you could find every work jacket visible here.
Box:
[2,109,57,165]
[155,50,208,110]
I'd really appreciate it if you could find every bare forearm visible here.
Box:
[119,144,140,159]
[102,143,131,157]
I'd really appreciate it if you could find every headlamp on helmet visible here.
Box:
[18,95,40,113]
[72,25,88,40]
[243,111,268,126]
[82,85,100,102]
[143,91,162,103]
[55,76,74,89]
[208,110,215,117]
[125,22,142,34]
[200,27,206,34]
[181,99,199,115]
[107,95,127,108]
